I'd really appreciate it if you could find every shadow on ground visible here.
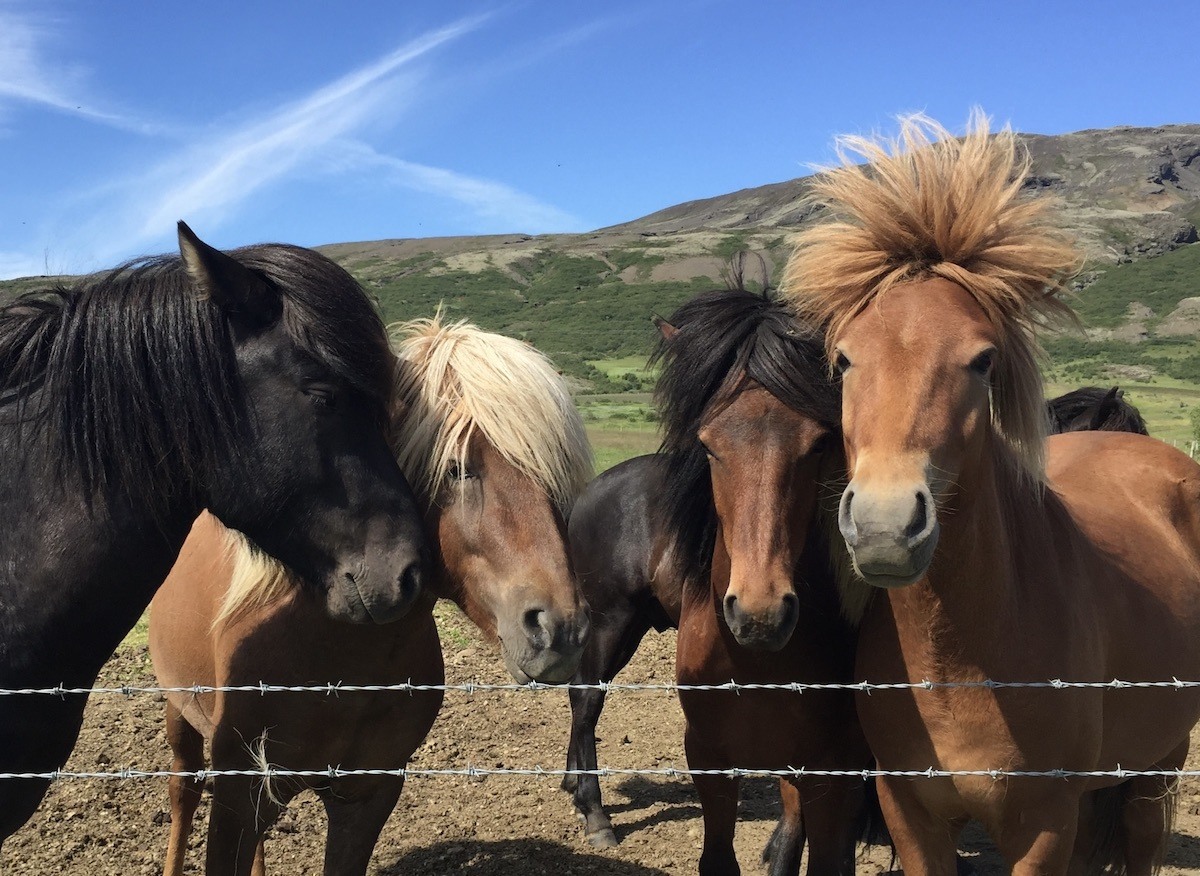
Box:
[378,838,671,875]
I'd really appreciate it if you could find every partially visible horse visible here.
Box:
[150,315,592,876]
[567,288,871,875]
[1046,385,1148,435]
[784,113,1200,876]
[0,224,426,845]
[563,377,1150,862]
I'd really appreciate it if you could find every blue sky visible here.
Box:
[1,0,1195,279]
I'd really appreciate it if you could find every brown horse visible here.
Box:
[648,289,873,875]
[149,316,593,876]
[783,113,1200,876]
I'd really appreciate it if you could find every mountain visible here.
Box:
[4,124,1199,384]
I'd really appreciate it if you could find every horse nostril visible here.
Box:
[838,488,859,546]
[905,490,929,541]
[398,562,421,602]
[723,593,739,623]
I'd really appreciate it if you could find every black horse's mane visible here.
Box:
[1046,386,1148,436]
[0,244,393,512]
[650,287,840,587]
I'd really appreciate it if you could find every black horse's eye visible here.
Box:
[969,349,996,378]
[834,351,852,375]
[304,384,337,408]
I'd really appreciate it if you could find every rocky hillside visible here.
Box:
[4,124,1199,379]
[606,124,1200,264]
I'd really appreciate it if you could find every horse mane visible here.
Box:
[0,245,393,515]
[1046,386,1149,436]
[390,314,592,513]
[650,287,840,592]
[214,313,592,630]
[781,111,1081,479]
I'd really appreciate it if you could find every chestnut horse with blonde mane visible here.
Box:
[149,316,592,876]
[783,113,1200,876]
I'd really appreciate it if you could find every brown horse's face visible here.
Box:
[834,279,997,586]
[430,432,588,683]
[699,384,832,651]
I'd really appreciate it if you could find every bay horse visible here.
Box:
[567,287,873,875]
[783,113,1200,875]
[0,223,426,845]
[565,389,1145,864]
[149,315,592,876]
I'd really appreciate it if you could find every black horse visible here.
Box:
[564,367,1151,862]
[1046,385,1148,435]
[0,223,428,844]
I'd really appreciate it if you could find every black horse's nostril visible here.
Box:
[905,490,929,541]
[398,561,422,602]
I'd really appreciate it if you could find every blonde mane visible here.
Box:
[781,111,1081,477]
[390,314,592,513]
[213,314,592,629]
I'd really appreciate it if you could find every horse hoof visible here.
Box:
[586,827,619,849]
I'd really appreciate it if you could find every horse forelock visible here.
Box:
[781,110,1083,481]
[650,288,838,589]
[390,314,593,514]
[237,245,395,428]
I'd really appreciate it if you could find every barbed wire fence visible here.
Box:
[2,677,1199,783]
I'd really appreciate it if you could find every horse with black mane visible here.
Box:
[0,224,427,845]
[1046,385,1147,435]
[567,287,871,875]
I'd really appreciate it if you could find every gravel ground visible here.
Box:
[5,610,1200,875]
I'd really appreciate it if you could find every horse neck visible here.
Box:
[0,454,200,686]
[890,435,1044,668]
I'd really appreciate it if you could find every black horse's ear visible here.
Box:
[652,315,679,341]
[1088,385,1122,431]
[178,221,279,331]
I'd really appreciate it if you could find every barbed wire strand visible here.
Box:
[2,765,1198,783]
[1,677,1198,698]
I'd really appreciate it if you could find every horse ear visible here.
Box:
[177,221,279,331]
[1088,386,1122,431]
[653,315,679,341]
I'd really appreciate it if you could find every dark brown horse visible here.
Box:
[149,316,592,876]
[0,224,426,846]
[568,288,872,875]
[785,113,1200,876]
[564,378,1149,864]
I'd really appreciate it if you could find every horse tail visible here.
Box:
[1084,778,1178,876]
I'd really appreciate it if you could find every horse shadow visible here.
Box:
[377,838,670,875]
[598,775,784,841]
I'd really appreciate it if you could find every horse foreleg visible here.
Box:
[797,775,863,876]
[319,776,405,876]
[693,770,742,876]
[995,791,1079,876]
[762,778,805,876]
[874,776,959,876]
[566,607,652,848]
[163,700,206,876]
[1119,738,1189,876]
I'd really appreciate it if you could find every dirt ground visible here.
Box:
[6,613,1200,875]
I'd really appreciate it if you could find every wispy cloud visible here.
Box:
[333,141,586,233]
[133,16,493,240]
[0,3,162,134]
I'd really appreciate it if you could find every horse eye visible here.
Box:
[304,384,337,408]
[969,349,996,378]
[834,351,852,375]
[446,462,474,481]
